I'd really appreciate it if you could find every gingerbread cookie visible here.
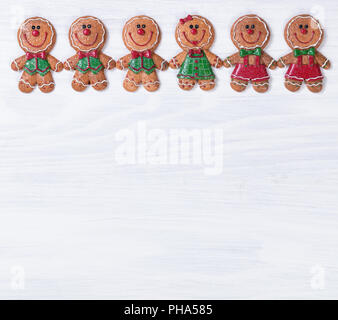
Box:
[224,15,276,93]
[11,17,63,93]
[64,16,115,91]
[169,15,222,91]
[277,15,330,93]
[116,16,168,92]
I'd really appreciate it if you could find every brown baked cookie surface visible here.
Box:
[278,15,330,93]
[224,15,276,93]
[64,16,115,92]
[117,15,168,92]
[11,17,63,93]
[169,15,222,91]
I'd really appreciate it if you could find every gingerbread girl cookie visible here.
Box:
[278,15,330,93]
[64,16,115,91]
[117,16,168,92]
[169,15,222,91]
[11,17,63,93]
[224,15,276,93]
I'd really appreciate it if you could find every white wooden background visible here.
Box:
[0,0,338,299]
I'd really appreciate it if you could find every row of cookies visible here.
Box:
[11,14,330,94]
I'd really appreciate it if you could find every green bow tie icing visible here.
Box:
[294,47,316,57]
[240,47,262,57]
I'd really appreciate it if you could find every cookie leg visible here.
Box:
[123,70,141,92]
[142,71,160,92]
[89,70,108,91]
[284,79,302,92]
[72,70,89,92]
[230,78,248,92]
[306,80,323,93]
[252,80,269,93]
[198,79,215,91]
[18,72,36,93]
[37,72,55,93]
[178,79,196,91]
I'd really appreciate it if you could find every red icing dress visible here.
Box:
[285,55,323,82]
[231,55,269,82]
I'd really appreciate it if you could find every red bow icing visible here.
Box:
[131,50,152,59]
[78,50,98,59]
[188,49,202,57]
[26,51,47,60]
[180,15,193,25]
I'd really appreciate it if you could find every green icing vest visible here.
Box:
[177,50,215,80]
[76,56,104,74]
[24,58,51,76]
[128,56,156,75]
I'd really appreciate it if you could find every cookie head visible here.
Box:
[69,16,106,52]
[122,16,160,52]
[285,15,323,49]
[175,15,215,50]
[18,17,55,53]
[231,15,270,49]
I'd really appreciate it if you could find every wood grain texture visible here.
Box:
[0,0,338,299]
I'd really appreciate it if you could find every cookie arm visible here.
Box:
[277,52,294,68]
[11,55,26,71]
[169,51,187,69]
[315,51,331,70]
[116,54,131,70]
[47,55,63,72]
[63,54,79,71]
[152,53,169,71]
[223,52,240,68]
[98,52,116,70]
[261,52,277,70]
[204,50,223,68]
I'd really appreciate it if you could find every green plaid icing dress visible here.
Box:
[177,50,215,80]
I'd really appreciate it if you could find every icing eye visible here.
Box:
[87,24,91,28]
[189,24,194,29]
[32,26,36,30]
[82,25,86,29]
[195,25,199,29]
[136,24,141,28]
[142,24,146,28]
[251,24,255,29]
[37,26,40,30]
[299,24,303,29]
[245,25,250,29]
[305,24,309,29]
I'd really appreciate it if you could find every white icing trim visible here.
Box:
[307,81,323,87]
[215,57,220,67]
[199,81,215,87]
[73,78,108,87]
[107,58,114,69]
[286,74,323,81]
[124,16,159,51]
[19,18,54,53]
[39,82,54,88]
[118,58,126,70]
[232,74,269,81]
[19,78,35,88]
[126,78,160,87]
[285,80,302,87]
[171,58,179,68]
[225,57,233,67]
[176,16,213,50]
[54,61,61,71]
[65,60,72,70]
[267,59,275,69]
[233,15,269,49]
[13,60,20,71]
[286,15,323,49]
[92,79,108,87]
[279,58,286,67]
[252,81,269,87]
[70,17,106,52]
[231,80,248,87]
[322,59,329,68]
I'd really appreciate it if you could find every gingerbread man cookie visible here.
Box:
[11,17,63,93]
[278,15,330,93]
[117,16,168,92]
[224,15,276,93]
[64,16,115,91]
[169,15,222,91]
